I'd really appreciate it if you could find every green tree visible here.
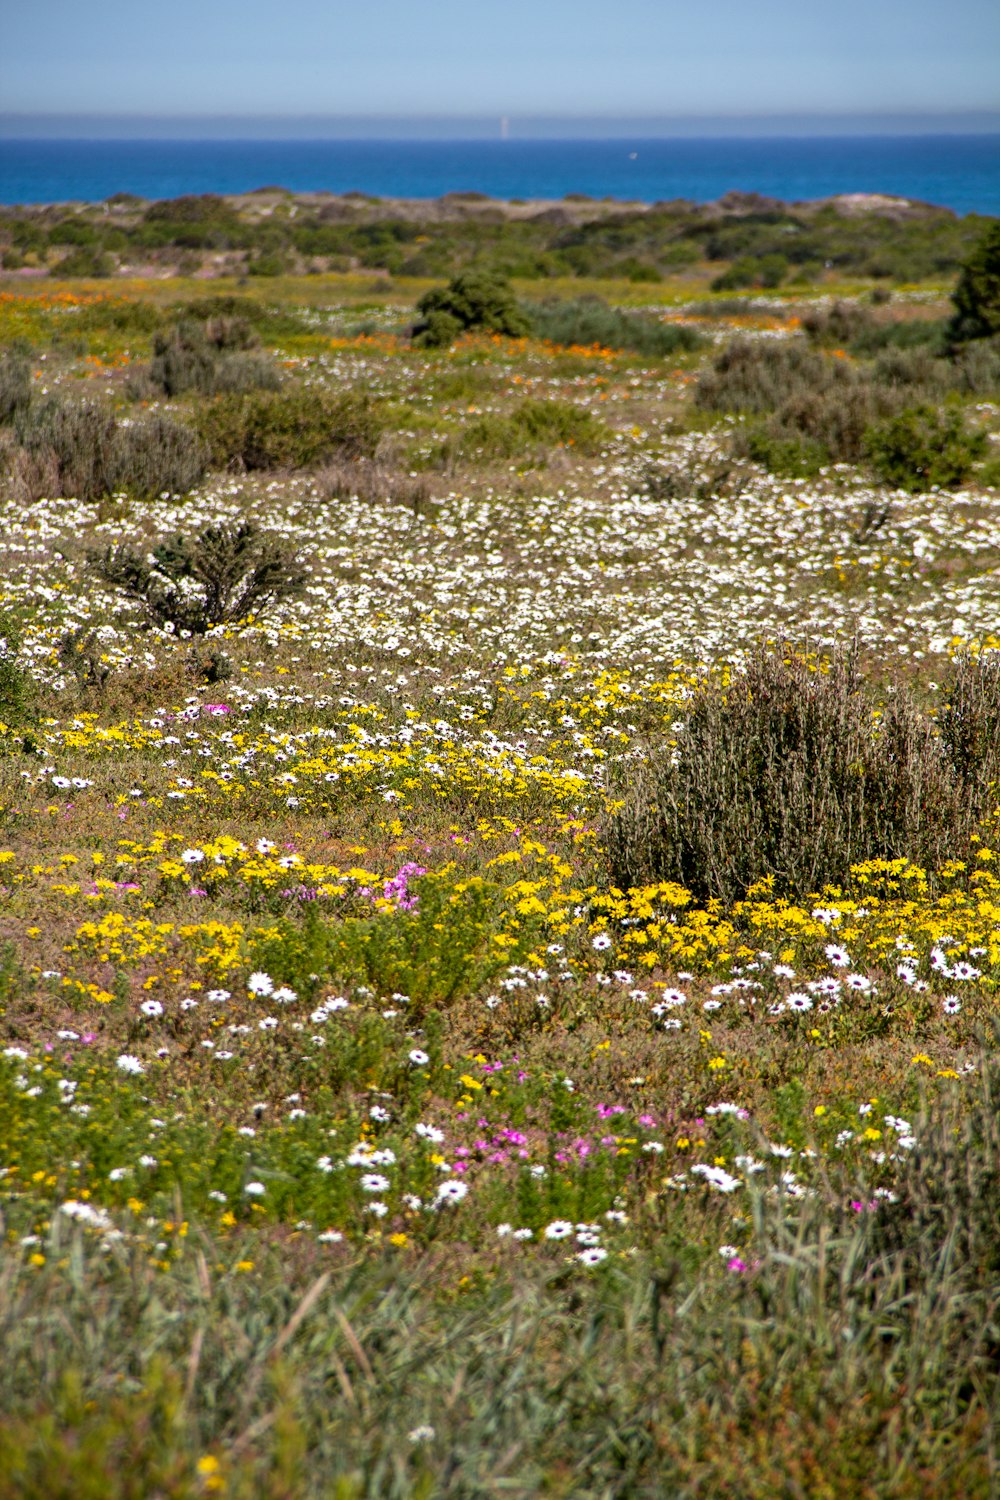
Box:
[949,222,1000,342]
[413,268,531,347]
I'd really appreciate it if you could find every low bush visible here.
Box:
[13,398,205,501]
[605,645,988,902]
[108,413,208,499]
[526,296,703,356]
[148,317,279,397]
[413,269,532,347]
[92,521,306,635]
[741,426,828,477]
[695,338,847,416]
[444,398,608,464]
[15,397,117,502]
[937,649,1000,791]
[863,403,987,491]
[710,252,787,291]
[193,388,383,470]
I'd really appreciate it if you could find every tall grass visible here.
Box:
[2,1045,997,1497]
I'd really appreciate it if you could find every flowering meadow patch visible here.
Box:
[1,268,999,1495]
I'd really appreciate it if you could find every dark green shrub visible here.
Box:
[949,221,1000,342]
[247,251,287,277]
[414,269,532,346]
[417,309,463,348]
[53,247,115,278]
[605,646,975,902]
[194,388,383,470]
[526,296,702,356]
[92,521,306,634]
[741,426,828,477]
[710,253,787,292]
[0,350,32,425]
[108,413,207,499]
[863,404,987,491]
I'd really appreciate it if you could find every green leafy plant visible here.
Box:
[413,269,532,347]
[863,404,987,491]
[194,388,383,470]
[443,397,608,465]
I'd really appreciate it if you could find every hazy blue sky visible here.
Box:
[4,0,999,126]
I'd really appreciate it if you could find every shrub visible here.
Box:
[445,398,608,464]
[741,427,828,478]
[767,383,900,466]
[695,339,846,416]
[949,221,1000,343]
[193,388,383,470]
[108,414,207,499]
[0,350,31,426]
[863,404,987,491]
[15,397,117,502]
[952,335,1000,395]
[148,318,278,397]
[13,398,205,501]
[870,1028,1000,1289]
[870,346,953,394]
[605,646,976,903]
[801,300,877,348]
[526,296,703,356]
[52,247,115,278]
[92,521,306,635]
[414,269,532,346]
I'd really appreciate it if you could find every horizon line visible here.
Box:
[3,109,1000,141]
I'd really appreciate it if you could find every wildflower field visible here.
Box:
[2,200,1000,1496]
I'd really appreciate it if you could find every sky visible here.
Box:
[3,0,999,131]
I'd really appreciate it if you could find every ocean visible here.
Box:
[1,135,998,213]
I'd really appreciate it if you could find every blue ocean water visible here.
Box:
[1,136,998,214]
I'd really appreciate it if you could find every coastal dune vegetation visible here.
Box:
[0,192,999,1496]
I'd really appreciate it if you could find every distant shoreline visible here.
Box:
[2,135,998,215]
